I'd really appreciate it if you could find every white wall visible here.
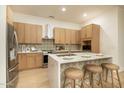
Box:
[118,7,124,71]
[82,7,119,68]
[13,13,81,38]
[0,5,7,88]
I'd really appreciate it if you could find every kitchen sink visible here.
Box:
[81,55,91,58]
[57,53,76,57]
[63,57,74,60]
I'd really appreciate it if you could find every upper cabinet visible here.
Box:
[14,22,25,43]
[80,24,93,40]
[54,27,80,44]
[54,28,65,44]
[14,22,42,44]
[80,24,100,53]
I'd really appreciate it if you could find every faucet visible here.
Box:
[68,44,71,56]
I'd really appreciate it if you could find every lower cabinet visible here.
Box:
[18,53,27,70]
[18,53,43,70]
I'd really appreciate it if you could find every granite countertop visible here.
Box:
[48,52,112,64]
[54,50,82,53]
[18,51,43,54]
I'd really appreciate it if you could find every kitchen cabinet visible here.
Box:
[24,23,31,43]
[26,53,36,68]
[14,22,25,43]
[54,28,80,44]
[65,29,71,44]
[54,28,65,44]
[80,24,100,53]
[70,30,78,44]
[54,28,60,44]
[60,29,66,44]
[14,22,42,44]
[30,24,35,43]
[80,24,92,40]
[36,25,42,43]
[35,53,43,67]
[18,53,43,70]
[75,30,80,44]
[18,54,27,70]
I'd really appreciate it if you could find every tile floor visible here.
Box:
[16,68,124,88]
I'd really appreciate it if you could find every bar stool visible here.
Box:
[83,64,103,88]
[63,67,83,88]
[101,63,122,88]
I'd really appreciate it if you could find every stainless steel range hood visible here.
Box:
[43,24,54,39]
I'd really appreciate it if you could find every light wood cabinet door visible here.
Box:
[65,29,71,44]
[18,54,27,70]
[91,24,100,53]
[54,28,61,44]
[75,30,80,44]
[81,27,87,39]
[70,30,75,44]
[86,25,92,38]
[30,24,37,43]
[81,24,100,53]
[36,25,42,43]
[26,54,36,68]
[25,23,31,43]
[60,29,65,44]
[14,23,25,43]
[35,53,43,67]
[54,28,66,44]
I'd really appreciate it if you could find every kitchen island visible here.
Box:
[48,52,112,88]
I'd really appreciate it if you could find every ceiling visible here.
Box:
[10,5,119,24]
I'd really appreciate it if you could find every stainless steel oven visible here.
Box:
[42,51,52,68]
[6,23,19,88]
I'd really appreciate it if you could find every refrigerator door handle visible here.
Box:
[14,31,18,51]
[14,31,18,60]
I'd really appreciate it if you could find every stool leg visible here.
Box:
[83,69,87,80]
[81,77,84,88]
[100,73,103,88]
[106,69,108,82]
[102,68,105,81]
[63,76,67,88]
[71,79,75,88]
[116,70,122,88]
[111,70,114,88]
[90,73,94,88]
[74,80,76,88]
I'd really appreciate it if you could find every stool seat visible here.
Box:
[102,63,119,70]
[101,63,121,88]
[86,65,102,73]
[65,67,83,80]
[83,64,103,88]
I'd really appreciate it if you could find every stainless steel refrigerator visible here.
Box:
[6,23,19,88]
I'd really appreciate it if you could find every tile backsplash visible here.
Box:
[18,39,81,52]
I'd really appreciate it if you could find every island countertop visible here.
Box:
[48,52,112,64]
[48,52,112,88]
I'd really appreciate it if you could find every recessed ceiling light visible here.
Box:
[83,13,87,17]
[61,7,66,12]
